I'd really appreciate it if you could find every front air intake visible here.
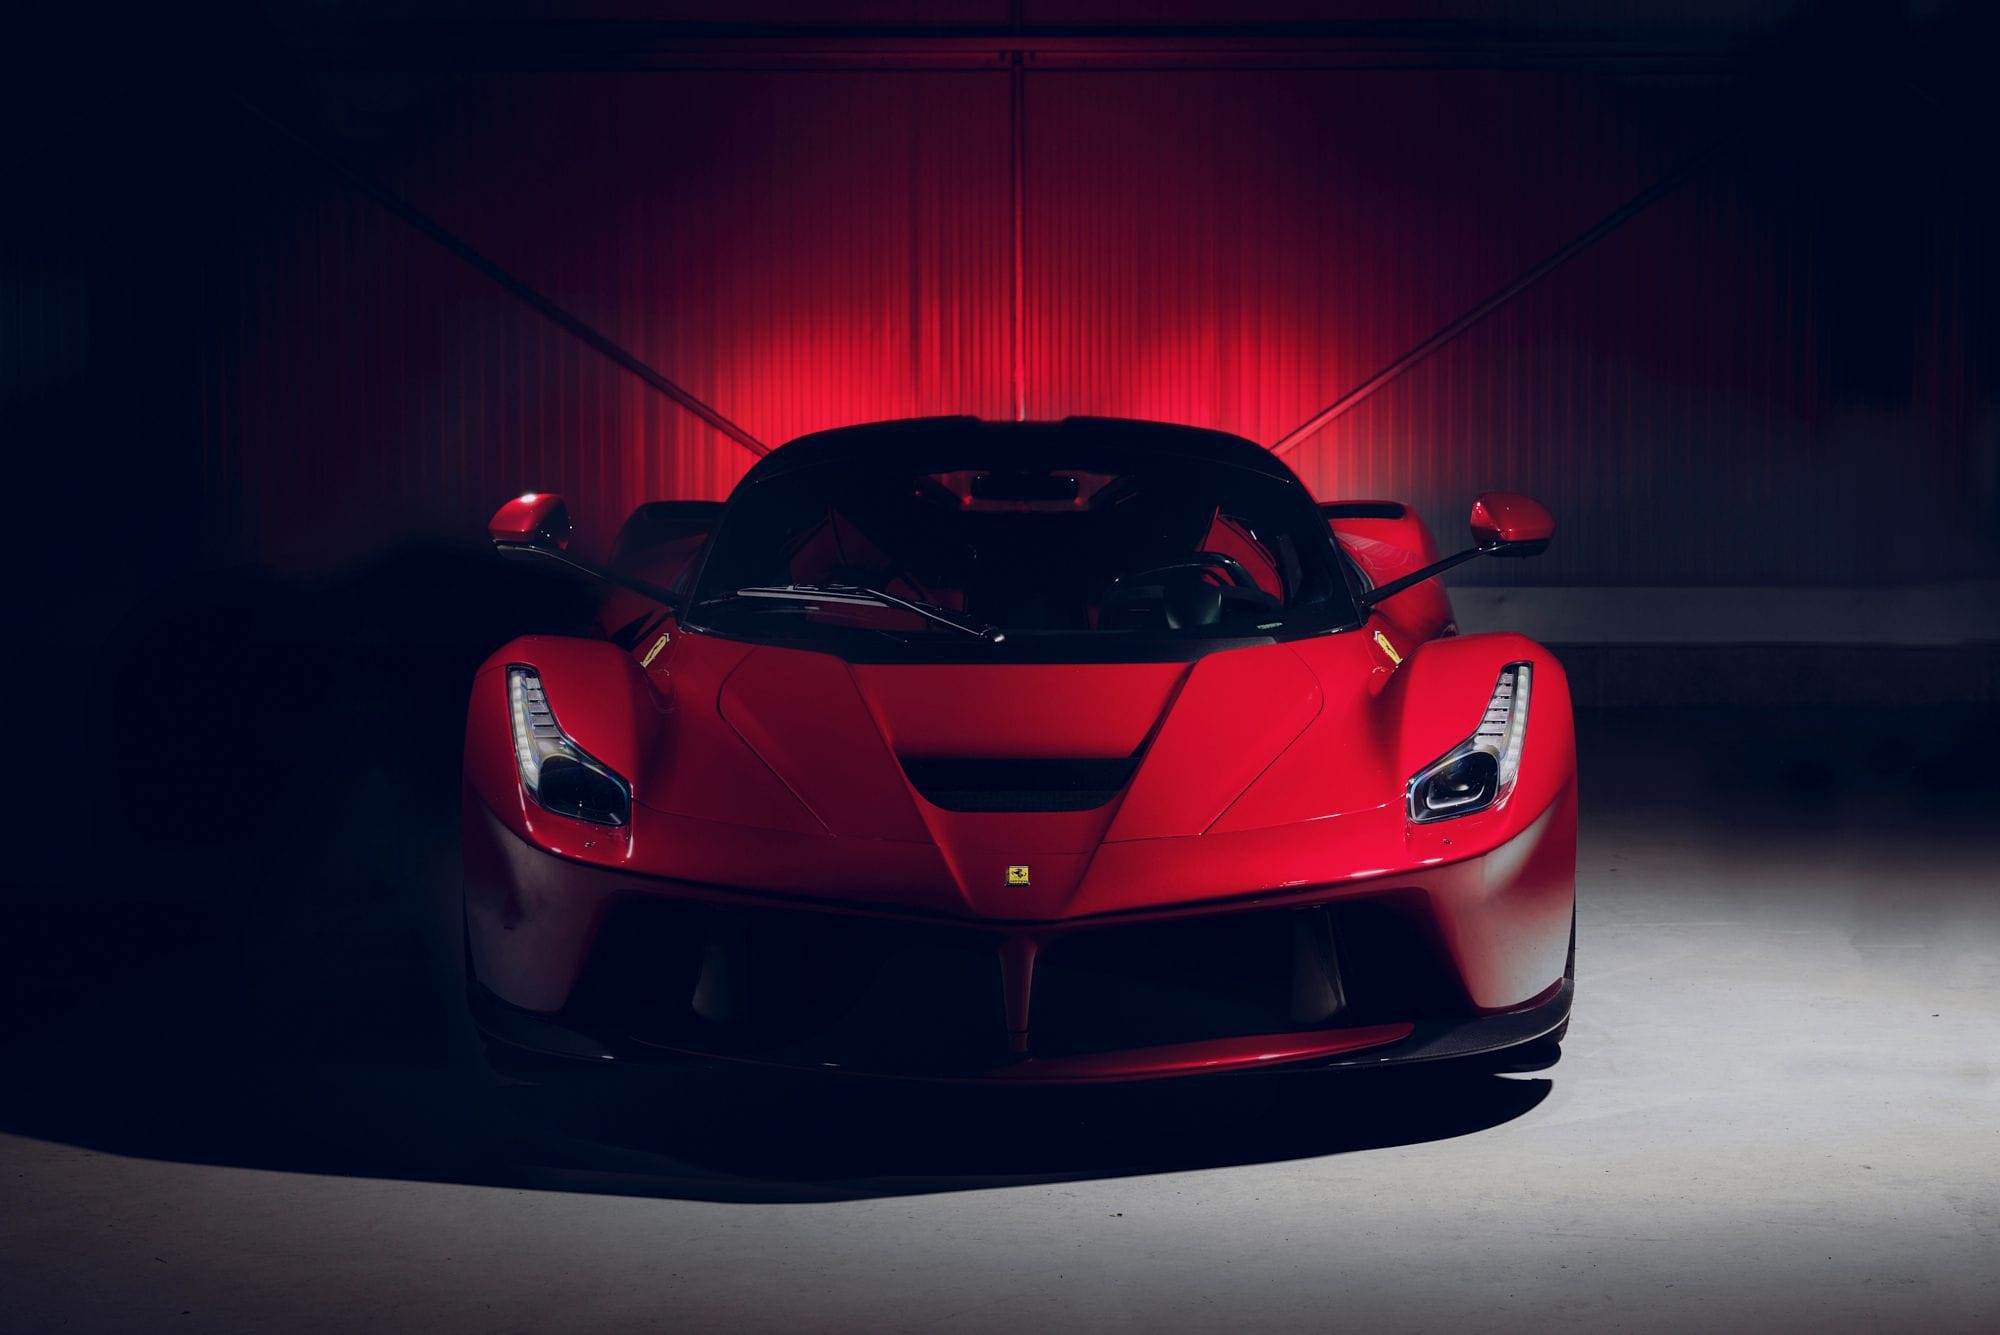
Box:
[900,756,1139,812]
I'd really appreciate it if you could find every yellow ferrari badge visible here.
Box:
[639,633,670,668]
[1372,629,1403,666]
[1007,865,1032,886]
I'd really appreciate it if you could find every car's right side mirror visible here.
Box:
[1469,491,1554,558]
[1356,491,1555,608]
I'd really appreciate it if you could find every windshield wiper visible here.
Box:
[710,585,1006,642]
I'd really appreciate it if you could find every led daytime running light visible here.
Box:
[1406,662,1532,823]
[506,665,631,826]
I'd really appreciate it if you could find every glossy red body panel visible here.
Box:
[1103,641,1322,841]
[719,649,932,842]
[1326,502,1441,572]
[1327,503,1455,643]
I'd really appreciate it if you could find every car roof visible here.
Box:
[736,416,1300,487]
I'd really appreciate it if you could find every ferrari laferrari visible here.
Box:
[464,417,1574,1081]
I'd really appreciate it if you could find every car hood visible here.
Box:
[631,629,1394,918]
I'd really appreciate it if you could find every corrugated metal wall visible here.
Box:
[1295,91,1996,586]
[8,41,1995,585]
[1020,68,1739,585]
[186,72,1016,561]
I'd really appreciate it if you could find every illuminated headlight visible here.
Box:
[507,666,631,826]
[1406,662,1531,823]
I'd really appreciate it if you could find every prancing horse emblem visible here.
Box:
[1006,865,1031,886]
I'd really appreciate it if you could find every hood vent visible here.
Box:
[900,756,1140,813]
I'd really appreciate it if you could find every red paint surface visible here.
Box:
[853,661,1186,759]
[1327,504,1455,642]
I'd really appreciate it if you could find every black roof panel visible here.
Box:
[737,416,1298,487]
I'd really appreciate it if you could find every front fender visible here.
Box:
[1382,631,1575,859]
[1215,629,1573,858]
[463,635,670,859]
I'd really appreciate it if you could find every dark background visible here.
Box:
[14,3,1998,578]
[2,3,1998,1323]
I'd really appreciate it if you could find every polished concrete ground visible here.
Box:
[3,710,1996,1332]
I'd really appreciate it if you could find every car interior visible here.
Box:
[690,458,1348,638]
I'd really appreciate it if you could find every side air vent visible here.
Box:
[900,757,1140,812]
[1320,501,1407,520]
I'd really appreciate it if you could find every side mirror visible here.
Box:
[1469,492,1554,557]
[1356,491,1555,609]
[489,492,572,550]
[486,491,681,610]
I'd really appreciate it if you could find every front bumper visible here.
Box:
[464,793,1575,1084]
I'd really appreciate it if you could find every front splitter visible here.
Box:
[468,978,1571,1085]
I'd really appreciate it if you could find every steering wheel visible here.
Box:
[1107,551,1261,594]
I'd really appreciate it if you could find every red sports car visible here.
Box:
[464,417,1574,1082]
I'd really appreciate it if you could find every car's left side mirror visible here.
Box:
[486,491,681,610]
[489,492,572,551]
[1469,491,1554,558]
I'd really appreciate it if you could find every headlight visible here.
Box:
[507,665,631,826]
[1406,662,1530,823]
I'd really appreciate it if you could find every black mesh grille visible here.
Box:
[1031,908,1310,1057]
[568,899,1007,1072]
[1032,898,1467,1059]
[1320,500,1408,519]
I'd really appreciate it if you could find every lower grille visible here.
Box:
[1033,898,1468,1058]
[1031,907,1331,1057]
[1325,892,1471,1026]
[562,891,1467,1072]
[569,900,1007,1071]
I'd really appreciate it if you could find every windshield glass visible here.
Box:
[687,435,1359,662]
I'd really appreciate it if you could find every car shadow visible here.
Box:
[1,543,1551,1204]
[0,1006,1553,1204]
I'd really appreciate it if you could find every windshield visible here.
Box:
[686,436,1359,662]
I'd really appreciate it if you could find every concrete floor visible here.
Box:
[3,710,1997,1332]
